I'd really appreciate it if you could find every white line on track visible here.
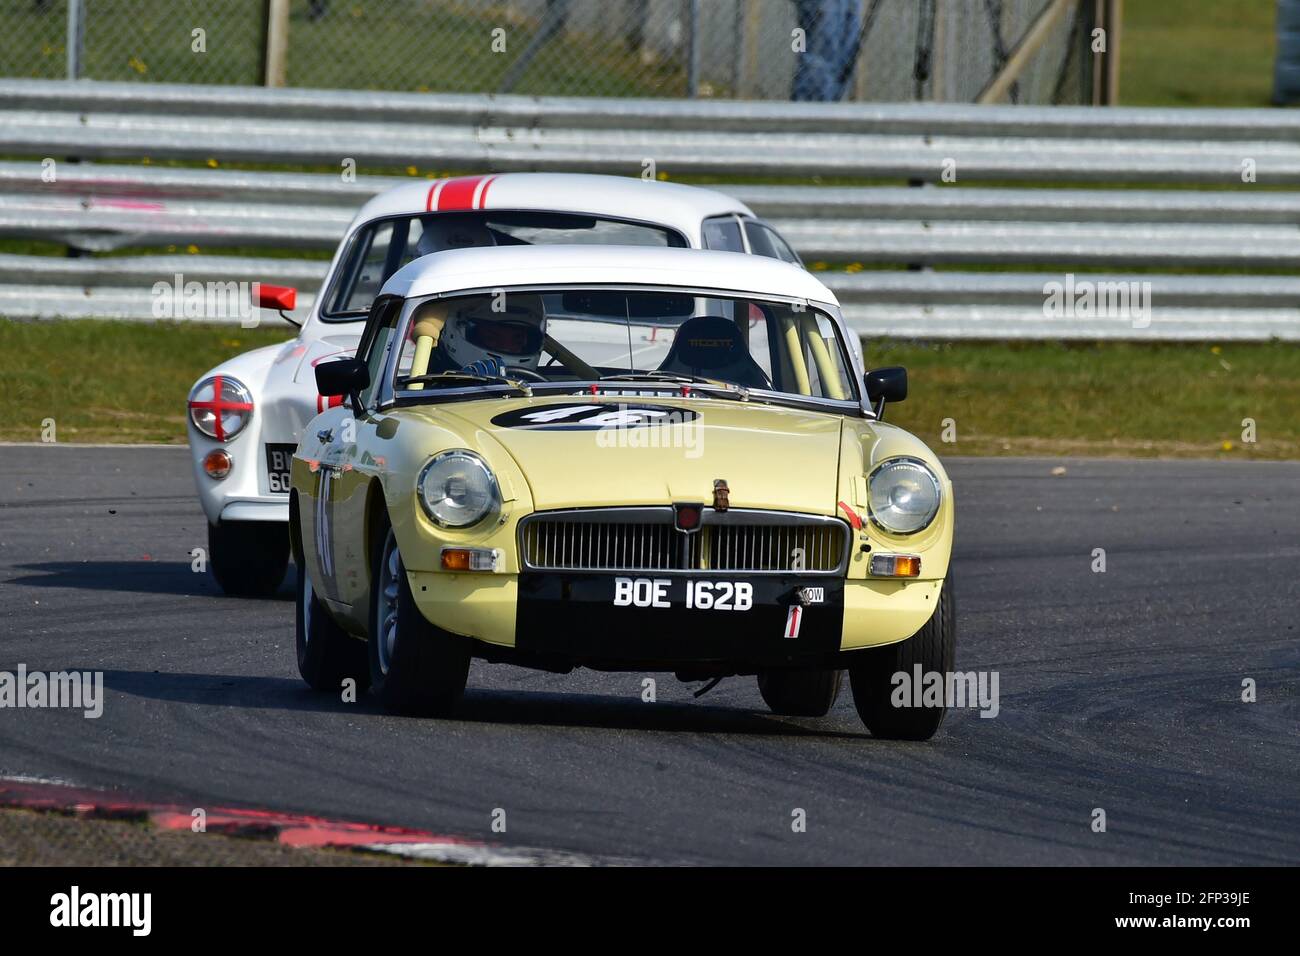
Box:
[0,771,80,787]
[362,841,629,867]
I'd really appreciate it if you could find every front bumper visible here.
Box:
[407,569,942,668]
[190,427,291,525]
[219,498,290,523]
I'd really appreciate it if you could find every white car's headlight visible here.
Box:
[867,458,942,535]
[188,375,253,441]
[418,451,500,528]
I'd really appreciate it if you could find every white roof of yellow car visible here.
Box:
[380,245,839,305]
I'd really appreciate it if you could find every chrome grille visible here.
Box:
[519,508,847,574]
[708,523,842,572]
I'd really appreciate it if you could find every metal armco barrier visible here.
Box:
[7,254,1295,341]
[1,79,1297,340]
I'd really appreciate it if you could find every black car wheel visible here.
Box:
[368,526,471,716]
[208,520,289,597]
[848,572,956,741]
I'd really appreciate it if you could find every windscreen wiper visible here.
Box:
[400,371,531,394]
[596,372,748,400]
[600,371,727,386]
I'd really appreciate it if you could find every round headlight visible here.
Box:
[188,375,253,441]
[418,451,499,528]
[867,457,942,535]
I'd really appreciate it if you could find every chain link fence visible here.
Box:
[1,0,1097,103]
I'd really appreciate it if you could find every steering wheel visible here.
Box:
[503,365,548,383]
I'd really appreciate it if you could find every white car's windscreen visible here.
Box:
[387,289,857,403]
[323,212,687,320]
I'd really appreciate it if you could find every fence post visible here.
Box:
[931,0,946,102]
[66,0,86,80]
[1101,0,1122,105]
[738,0,760,99]
[686,0,701,97]
[263,0,291,88]
[1089,0,1122,105]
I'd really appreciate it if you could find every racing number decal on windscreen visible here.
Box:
[613,577,753,611]
[491,403,698,431]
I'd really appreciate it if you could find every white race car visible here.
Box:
[186,173,824,596]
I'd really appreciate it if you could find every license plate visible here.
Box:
[612,576,753,611]
[516,571,846,658]
[264,444,296,494]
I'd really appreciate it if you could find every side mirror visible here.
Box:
[864,366,907,418]
[315,357,369,409]
[256,285,300,328]
[257,285,297,311]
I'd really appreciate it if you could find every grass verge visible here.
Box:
[0,320,292,444]
[0,320,1295,459]
[872,339,1299,460]
[1121,0,1279,107]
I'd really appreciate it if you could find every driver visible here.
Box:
[408,294,547,380]
[412,214,497,257]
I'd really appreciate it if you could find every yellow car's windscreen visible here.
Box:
[389,289,856,402]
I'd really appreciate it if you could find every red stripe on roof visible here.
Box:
[436,175,486,211]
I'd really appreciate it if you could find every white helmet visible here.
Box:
[436,295,547,373]
[414,215,496,257]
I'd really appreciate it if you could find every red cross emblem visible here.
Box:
[188,374,253,441]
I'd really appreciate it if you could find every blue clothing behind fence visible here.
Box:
[792,0,862,102]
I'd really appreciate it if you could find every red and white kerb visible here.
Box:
[425,175,498,212]
[188,374,253,441]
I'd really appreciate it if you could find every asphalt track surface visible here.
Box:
[1,445,1296,865]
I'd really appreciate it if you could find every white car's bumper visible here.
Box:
[190,425,292,526]
[219,498,290,523]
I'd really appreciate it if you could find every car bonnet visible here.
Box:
[413,396,846,514]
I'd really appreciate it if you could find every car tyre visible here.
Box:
[296,559,370,693]
[849,571,956,741]
[208,520,289,597]
[369,527,471,716]
[757,668,843,717]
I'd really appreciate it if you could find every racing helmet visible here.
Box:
[435,294,548,372]
[413,214,496,257]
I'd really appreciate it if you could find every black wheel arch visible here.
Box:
[364,478,392,570]
[288,489,304,566]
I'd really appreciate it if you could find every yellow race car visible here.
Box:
[291,245,955,739]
